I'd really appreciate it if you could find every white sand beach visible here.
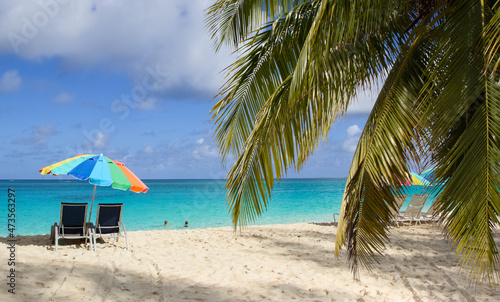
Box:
[1,223,498,301]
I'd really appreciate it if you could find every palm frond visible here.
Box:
[335,43,426,275]
[225,75,297,226]
[334,1,443,275]
[485,1,500,75]
[431,79,500,285]
[206,0,309,51]
[289,0,410,105]
[210,1,320,162]
[215,0,418,227]
[420,0,500,284]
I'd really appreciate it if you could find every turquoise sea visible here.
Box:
[0,178,436,237]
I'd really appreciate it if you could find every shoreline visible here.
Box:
[1,223,498,301]
[0,220,338,238]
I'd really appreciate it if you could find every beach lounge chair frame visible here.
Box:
[334,194,409,226]
[95,203,129,250]
[397,194,429,226]
[333,212,339,223]
[390,194,409,227]
[421,201,439,221]
[52,202,95,252]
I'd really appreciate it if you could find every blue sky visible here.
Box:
[0,1,377,180]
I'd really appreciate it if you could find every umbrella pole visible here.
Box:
[85,185,97,248]
[89,185,97,224]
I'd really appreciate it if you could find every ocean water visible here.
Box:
[0,179,436,237]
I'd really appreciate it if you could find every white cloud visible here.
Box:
[105,136,227,178]
[136,97,157,110]
[0,70,21,92]
[189,136,219,160]
[11,124,57,146]
[92,131,108,149]
[345,80,384,116]
[346,124,362,136]
[192,144,219,160]
[0,1,233,98]
[342,124,362,152]
[53,92,73,104]
[346,93,376,116]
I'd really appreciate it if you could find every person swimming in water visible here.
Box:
[164,220,168,226]
[184,221,188,227]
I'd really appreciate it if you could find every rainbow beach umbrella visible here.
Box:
[399,171,431,186]
[420,167,436,182]
[409,172,430,186]
[40,154,148,223]
[420,167,448,186]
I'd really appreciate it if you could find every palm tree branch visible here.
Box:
[335,27,431,275]
[211,1,320,162]
[420,0,500,284]
[206,0,310,51]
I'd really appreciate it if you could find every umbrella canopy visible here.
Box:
[420,168,436,182]
[40,154,148,193]
[409,172,430,186]
[420,167,448,186]
[40,154,148,222]
[399,171,431,186]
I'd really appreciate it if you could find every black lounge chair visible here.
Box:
[52,202,95,252]
[95,203,129,250]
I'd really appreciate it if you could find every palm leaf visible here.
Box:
[206,0,308,51]
[214,0,419,227]
[419,0,500,284]
[335,42,426,275]
[211,1,320,162]
[485,2,500,74]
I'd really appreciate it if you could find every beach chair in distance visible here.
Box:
[95,203,129,250]
[51,202,95,252]
[421,201,438,222]
[390,194,408,227]
[397,194,429,227]
[334,194,408,226]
